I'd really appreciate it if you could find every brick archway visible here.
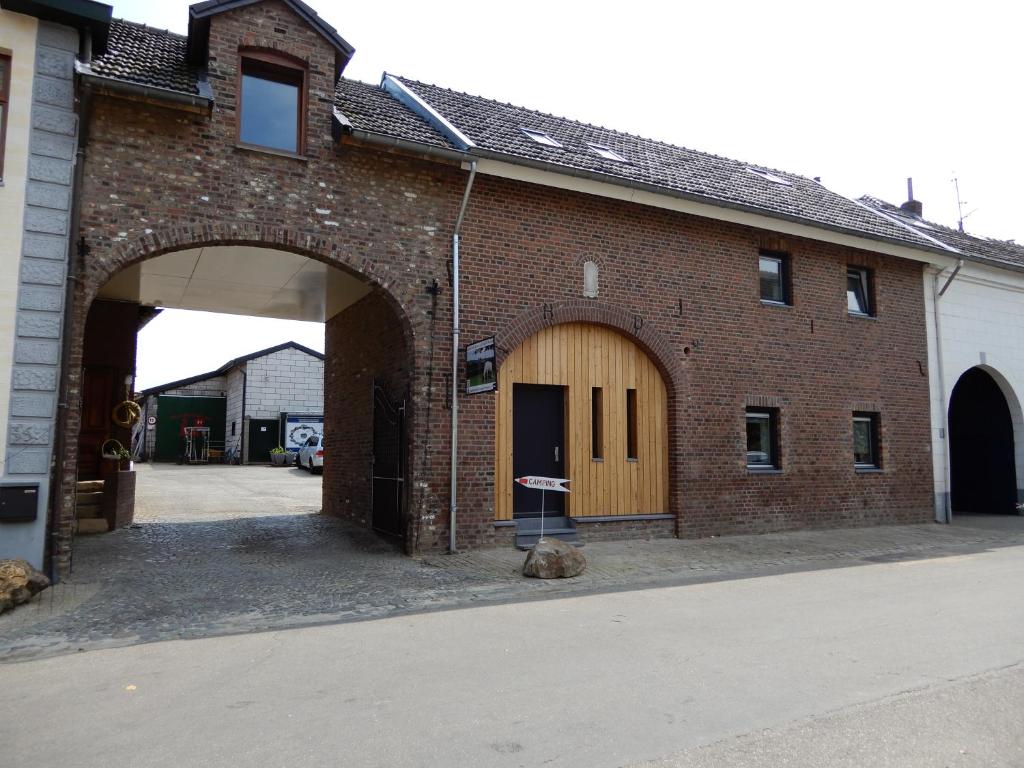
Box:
[494,300,687,537]
[52,224,426,575]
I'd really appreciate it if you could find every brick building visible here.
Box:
[135,340,324,464]
[6,0,1010,578]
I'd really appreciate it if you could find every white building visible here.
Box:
[862,195,1024,521]
[135,341,324,465]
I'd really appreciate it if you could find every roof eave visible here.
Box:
[77,64,214,113]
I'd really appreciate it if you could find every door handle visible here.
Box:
[554,446,559,462]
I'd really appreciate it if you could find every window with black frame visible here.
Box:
[847,266,873,316]
[853,412,880,468]
[746,408,779,469]
[759,251,790,305]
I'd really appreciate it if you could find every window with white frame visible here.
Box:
[853,412,880,469]
[746,407,779,469]
[847,266,873,316]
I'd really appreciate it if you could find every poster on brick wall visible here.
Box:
[466,337,497,394]
[281,413,325,453]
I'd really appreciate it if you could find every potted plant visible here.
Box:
[269,446,289,466]
[100,439,133,471]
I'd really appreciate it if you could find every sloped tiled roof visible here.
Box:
[82,18,957,257]
[349,77,948,254]
[859,196,1024,270]
[88,19,199,95]
[335,79,454,150]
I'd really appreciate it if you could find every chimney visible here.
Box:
[900,177,923,218]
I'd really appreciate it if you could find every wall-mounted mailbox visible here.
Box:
[0,484,39,523]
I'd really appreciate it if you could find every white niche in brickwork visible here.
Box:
[583,260,599,298]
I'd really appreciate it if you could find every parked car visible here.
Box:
[297,434,324,474]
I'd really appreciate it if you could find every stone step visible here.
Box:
[76,491,105,506]
[76,480,105,493]
[75,518,109,535]
[76,505,104,520]
[516,531,584,550]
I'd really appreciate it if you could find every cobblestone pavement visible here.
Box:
[2,463,1024,663]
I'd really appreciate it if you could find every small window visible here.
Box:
[521,128,562,148]
[591,387,604,460]
[847,266,873,316]
[746,167,792,186]
[759,251,790,305]
[626,388,638,460]
[853,413,880,469]
[0,54,10,181]
[746,408,779,469]
[231,421,236,436]
[238,53,306,154]
[587,143,626,162]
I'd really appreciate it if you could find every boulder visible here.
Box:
[522,537,587,579]
[0,559,50,615]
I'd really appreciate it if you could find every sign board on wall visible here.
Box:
[281,413,325,453]
[466,337,496,395]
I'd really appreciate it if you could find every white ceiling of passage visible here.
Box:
[97,246,372,322]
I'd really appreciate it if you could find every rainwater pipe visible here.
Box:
[449,160,478,554]
[932,258,964,524]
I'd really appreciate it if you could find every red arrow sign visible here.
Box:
[514,476,570,493]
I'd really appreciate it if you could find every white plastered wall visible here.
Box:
[925,260,1024,520]
[0,11,37,472]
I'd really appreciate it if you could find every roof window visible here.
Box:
[746,167,792,186]
[521,128,562,148]
[587,143,626,162]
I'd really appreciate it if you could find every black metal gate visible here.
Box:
[372,383,406,538]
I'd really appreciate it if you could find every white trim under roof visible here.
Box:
[380,74,476,151]
[468,158,960,269]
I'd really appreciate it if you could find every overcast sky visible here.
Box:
[127,0,1022,390]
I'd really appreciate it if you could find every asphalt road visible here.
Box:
[2,540,1023,767]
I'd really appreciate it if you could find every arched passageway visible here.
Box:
[949,367,1018,514]
[62,239,417,573]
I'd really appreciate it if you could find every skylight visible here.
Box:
[587,143,626,162]
[746,167,792,186]
[521,128,562,148]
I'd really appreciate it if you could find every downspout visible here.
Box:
[240,368,247,465]
[933,258,964,524]
[449,160,477,554]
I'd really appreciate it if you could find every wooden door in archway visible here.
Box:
[495,323,669,521]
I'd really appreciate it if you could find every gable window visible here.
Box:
[759,250,790,305]
[0,54,10,181]
[853,412,880,469]
[746,408,780,469]
[847,266,873,316]
[238,52,306,155]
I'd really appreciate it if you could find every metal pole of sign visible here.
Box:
[540,489,545,541]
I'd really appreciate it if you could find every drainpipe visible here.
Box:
[933,259,964,524]
[449,161,477,554]
[240,369,247,465]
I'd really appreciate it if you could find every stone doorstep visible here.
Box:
[75,518,108,535]
[75,491,104,506]
[76,480,104,493]
[75,504,104,520]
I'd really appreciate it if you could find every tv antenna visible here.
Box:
[951,175,978,232]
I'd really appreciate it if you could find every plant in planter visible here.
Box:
[269,446,290,466]
[100,439,133,471]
